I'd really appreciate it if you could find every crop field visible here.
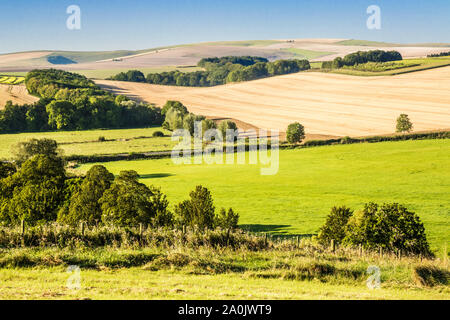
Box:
[0,75,25,85]
[0,127,175,159]
[78,139,450,253]
[0,83,38,107]
[96,65,450,137]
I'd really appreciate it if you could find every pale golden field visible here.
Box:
[96,66,450,137]
[0,84,38,107]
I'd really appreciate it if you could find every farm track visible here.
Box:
[96,66,450,137]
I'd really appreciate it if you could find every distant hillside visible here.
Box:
[338,39,450,47]
[1,39,450,74]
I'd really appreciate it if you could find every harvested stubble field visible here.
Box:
[96,66,450,137]
[0,84,38,107]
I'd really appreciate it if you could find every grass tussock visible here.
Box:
[413,265,449,287]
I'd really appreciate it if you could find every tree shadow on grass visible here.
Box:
[139,173,174,179]
[240,224,317,238]
[240,224,290,233]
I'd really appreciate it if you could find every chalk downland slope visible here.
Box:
[96,66,450,137]
[1,39,450,73]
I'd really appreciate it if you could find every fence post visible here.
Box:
[20,219,25,236]
[331,239,335,253]
[80,221,85,236]
[297,236,300,248]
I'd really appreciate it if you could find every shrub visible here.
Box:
[175,185,216,230]
[98,136,106,142]
[343,203,432,255]
[216,208,239,230]
[152,131,164,137]
[286,122,305,144]
[317,206,353,244]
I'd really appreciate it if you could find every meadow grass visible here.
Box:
[77,139,450,253]
[0,244,448,300]
[0,127,175,159]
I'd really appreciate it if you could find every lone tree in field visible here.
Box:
[286,122,305,144]
[396,114,413,133]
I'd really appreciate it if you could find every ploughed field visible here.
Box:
[78,139,450,253]
[96,66,450,137]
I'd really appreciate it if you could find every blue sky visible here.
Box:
[0,0,449,53]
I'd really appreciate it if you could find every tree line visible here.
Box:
[427,51,450,58]
[108,56,311,87]
[0,69,163,133]
[322,50,403,69]
[0,139,239,231]
[161,100,237,137]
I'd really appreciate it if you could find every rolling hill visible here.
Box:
[96,66,450,137]
[1,39,450,75]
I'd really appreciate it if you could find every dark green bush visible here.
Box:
[152,131,165,137]
[343,203,432,255]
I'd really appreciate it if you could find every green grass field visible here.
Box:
[77,139,450,253]
[73,66,203,80]
[0,127,175,159]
